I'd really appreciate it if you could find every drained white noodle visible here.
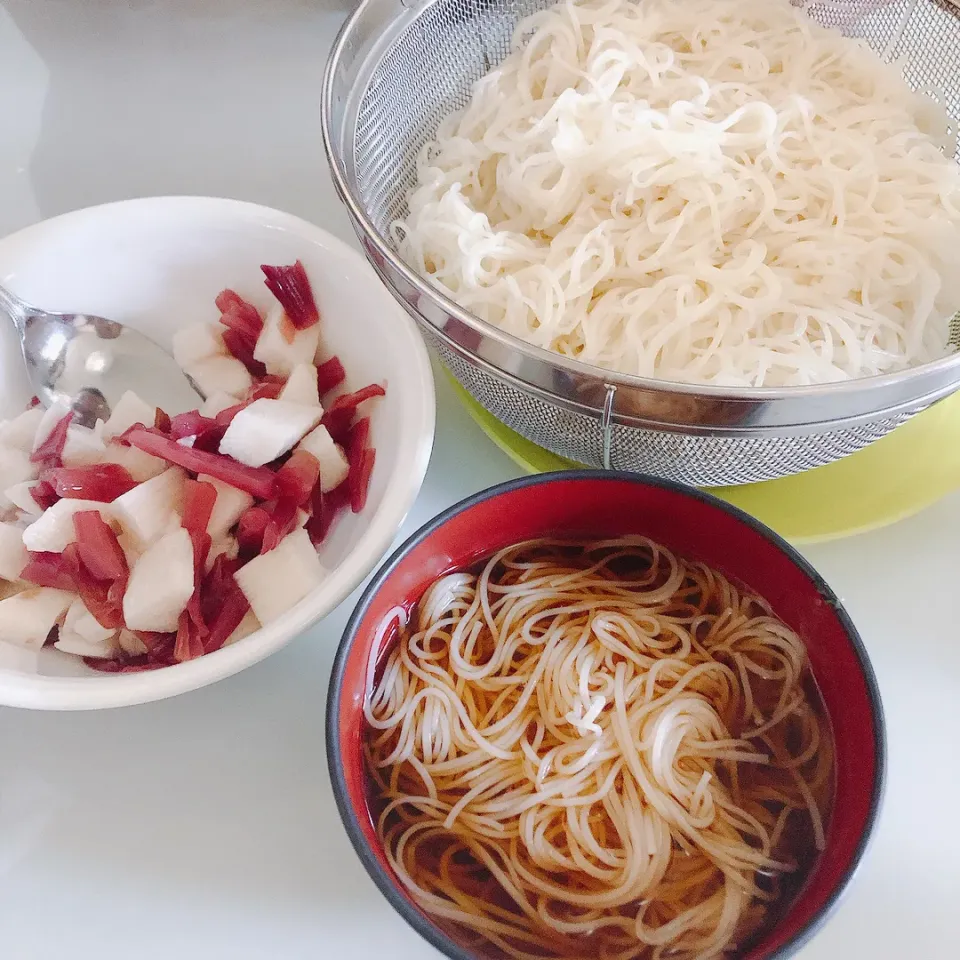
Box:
[364,538,834,960]
[395,0,960,387]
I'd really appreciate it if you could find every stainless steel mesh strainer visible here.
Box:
[322,0,960,485]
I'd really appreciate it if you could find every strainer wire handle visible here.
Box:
[601,384,616,470]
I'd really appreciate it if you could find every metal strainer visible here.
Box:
[322,0,960,485]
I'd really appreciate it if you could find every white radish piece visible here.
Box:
[219,399,322,468]
[3,481,42,518]
[185,355,252,399]
[0,447,37,507]
[63,597,117,645]
[298,424,349,493]
[117,629,149,657]
[223,609,261,647]
[112,467,185,549]
[99,443,167,482]
[22,499,111,553]
[164,511,185,535]
[61,423,107,467]
[235,528,325,625]
[116,531,141,575]
[279,363,321,407]
[254,304,321,377]
[200,391,238,418]
[0,521,28,581]
[0,587,74,649]
[204,536,239,573]
[0,579,24,601]
[54,633,120,659]
[56,597,119,659]
[0,407,45,452]
[172,322,224,369]
[313,340,332,366]
[32,400,72,451]
[197,474,253,541]
[123,527,195,632]
[103,391,158,439]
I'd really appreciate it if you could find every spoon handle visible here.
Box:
[0,284,28,333]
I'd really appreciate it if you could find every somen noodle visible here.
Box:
[395,0,960,386]
[363,538,833,960]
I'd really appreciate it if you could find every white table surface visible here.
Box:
[0,2,957,958]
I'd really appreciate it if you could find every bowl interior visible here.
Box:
[330,473,884,960]
[0,197,434,708]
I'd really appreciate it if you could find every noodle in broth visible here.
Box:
[363,538,834,959]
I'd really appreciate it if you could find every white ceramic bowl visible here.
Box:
[0,197,435,710]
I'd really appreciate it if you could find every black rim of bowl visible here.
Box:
[326,470,887,960]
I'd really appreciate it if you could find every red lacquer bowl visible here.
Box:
[327,472,885,960]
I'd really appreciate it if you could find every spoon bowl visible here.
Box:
[0,284,201,423]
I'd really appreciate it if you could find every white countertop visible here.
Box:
[0,2,958,958]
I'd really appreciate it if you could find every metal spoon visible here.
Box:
[0,284,202,427]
